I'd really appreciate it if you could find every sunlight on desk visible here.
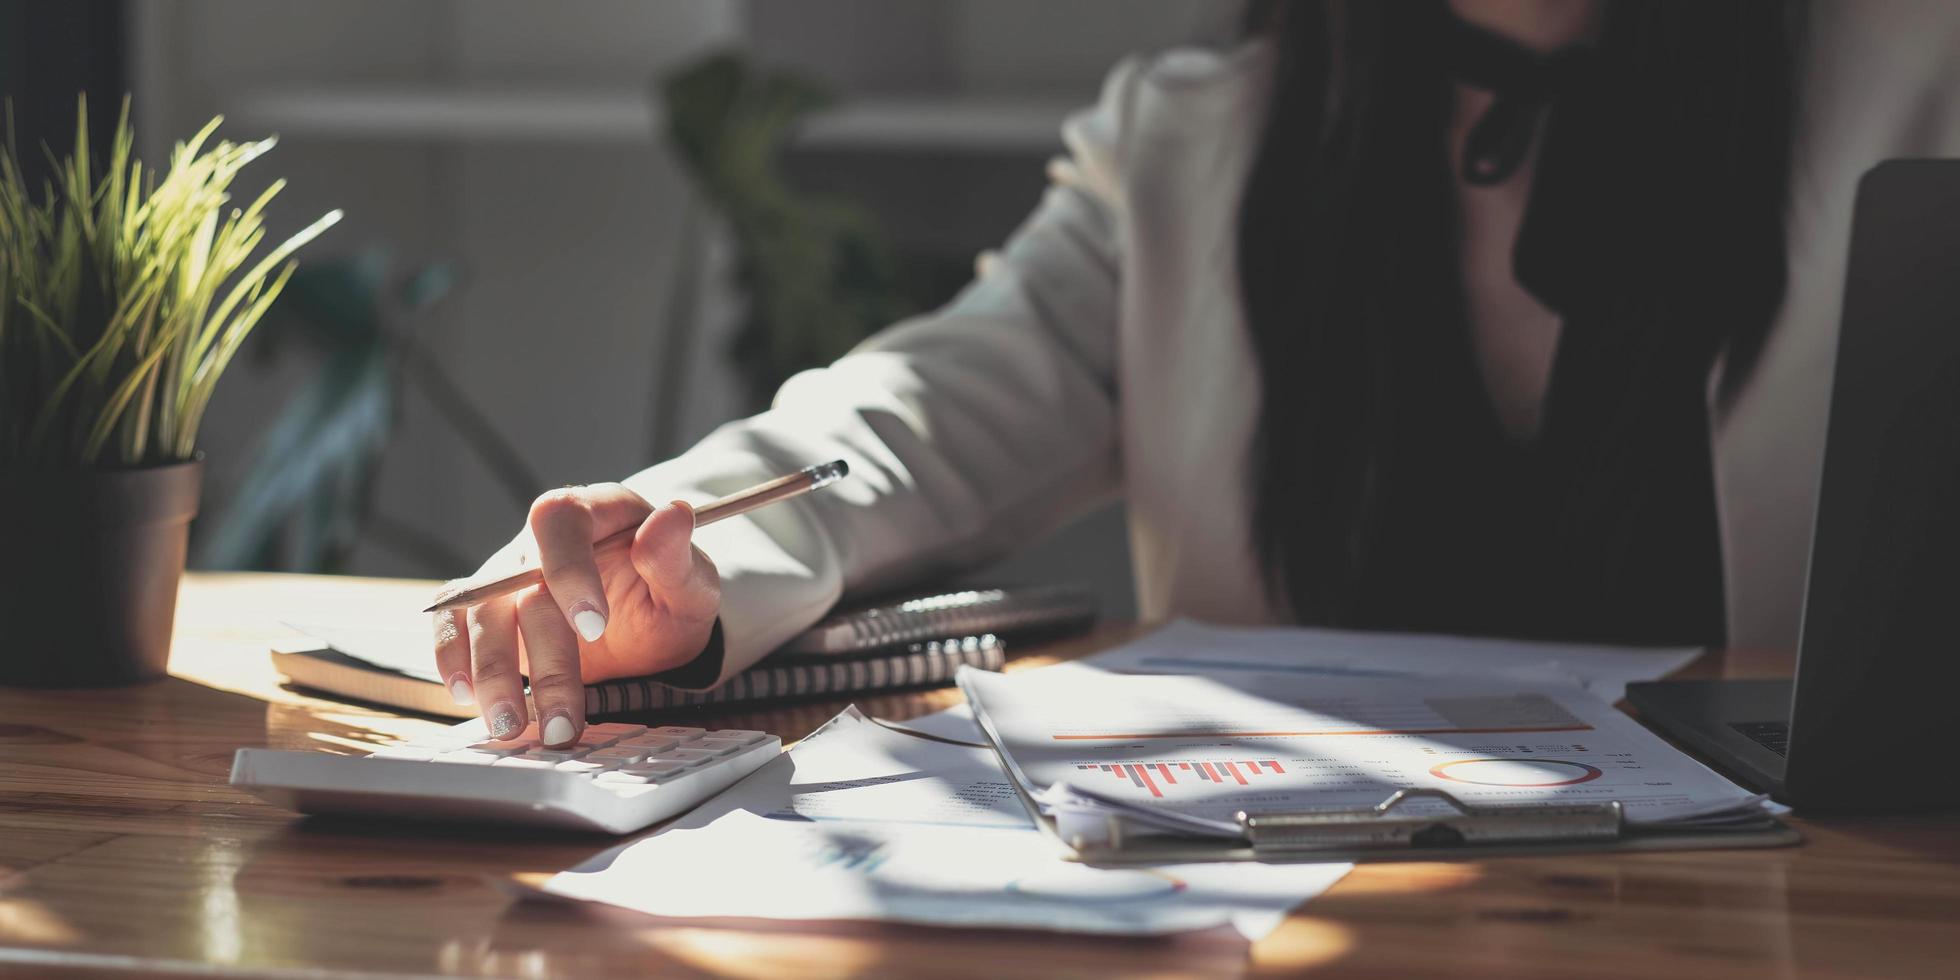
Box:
[1,573,1956,978]
[654,929,886,980]
[1311,861,1483,897]
[1251,916,1355,972]
[197,840,244,966]
[0,900,78,947]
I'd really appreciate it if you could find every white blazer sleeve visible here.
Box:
[622,56,1146,687]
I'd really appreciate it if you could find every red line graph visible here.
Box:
[1074,759,1288,798]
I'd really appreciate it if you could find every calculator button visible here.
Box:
[646,749,713,765]
[617,735,678,753]
[367,747,437,761]
[627,761,688,776]
[613,762,691,784]
[466,741,526,756]
[711,730,770,746]
[649,726,706,742]
[595,764,686,784]
[493,756,558,770]
[432,750,503,765]
[586,746,647,763]
[690,738,746,757]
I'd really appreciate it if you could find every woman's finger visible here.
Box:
[527,483,652,644]
[431,604,474,706]
[517,585,585,748]
[630,501,722,627]
[630,502,696,590]
[467,596,528,739]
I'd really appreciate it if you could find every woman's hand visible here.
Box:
[432,483,721,747]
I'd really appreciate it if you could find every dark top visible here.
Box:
[1348,277,1729,648]
[1342,14,1757,649]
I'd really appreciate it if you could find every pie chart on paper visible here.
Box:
[1428,758,1603,787]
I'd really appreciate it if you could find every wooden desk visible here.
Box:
[1,573,1955,978]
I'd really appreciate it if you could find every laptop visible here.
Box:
[1627,160,1960,812]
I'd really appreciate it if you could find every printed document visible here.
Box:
[542,707,1350,938]
[961,664,1772,845]
[1074,619,1701,703]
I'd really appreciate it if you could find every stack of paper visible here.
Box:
[960,625,1776,849]
[1068,619,1702,703]
[542,619,1751,935]
[541,706,1351,938]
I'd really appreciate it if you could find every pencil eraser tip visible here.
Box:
[807,459,849,487]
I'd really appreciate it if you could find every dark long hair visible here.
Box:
[1237,0,1799,625]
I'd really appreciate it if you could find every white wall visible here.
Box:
[132,0,1213,616]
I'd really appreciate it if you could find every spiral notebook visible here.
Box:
[781,584,1098,655]
[273,625,1006,721]
[587,635,1004,714]
[271,583,1091,719]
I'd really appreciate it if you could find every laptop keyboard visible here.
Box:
[1730,721,1790,757]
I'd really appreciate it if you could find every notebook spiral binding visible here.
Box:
[782,585,1098,656]
[587,634,1006,715]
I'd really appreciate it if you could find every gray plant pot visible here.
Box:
[0,459,201,687]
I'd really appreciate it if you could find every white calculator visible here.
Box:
[230,720,781,834]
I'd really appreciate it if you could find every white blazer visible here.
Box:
[626,1,1960,686]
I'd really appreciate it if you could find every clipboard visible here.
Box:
[990,754,1802,865]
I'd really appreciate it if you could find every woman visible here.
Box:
[432,0,1960,747]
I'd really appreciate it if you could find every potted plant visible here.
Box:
[0,99,339,686]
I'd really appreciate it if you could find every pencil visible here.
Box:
[422,459,849,613]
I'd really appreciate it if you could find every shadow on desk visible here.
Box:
[477,891,1265,979]
[213,813,1272,978]
[1786,810,1960,863]
[0,674,398,787]
[222,737,1277,979]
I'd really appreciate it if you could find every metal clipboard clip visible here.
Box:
[1235,789,1625,854]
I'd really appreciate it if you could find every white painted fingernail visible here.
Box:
[448,676,475,706]
[573,608,607,642]
[543,714,576,747]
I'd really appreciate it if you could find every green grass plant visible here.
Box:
[0,96,339,467]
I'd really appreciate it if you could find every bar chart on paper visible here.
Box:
[1077,760,1288,798]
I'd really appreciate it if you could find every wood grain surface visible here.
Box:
[0,572,1955,978]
